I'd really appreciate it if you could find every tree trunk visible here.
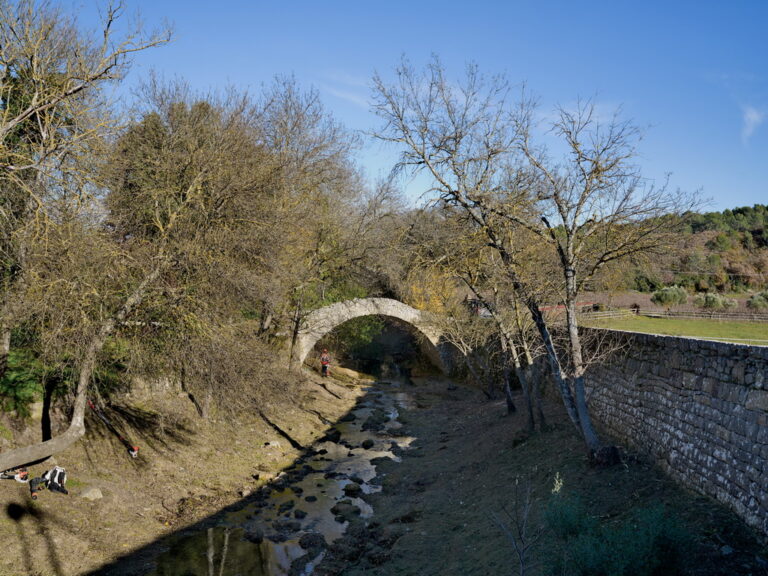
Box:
[0,324,10,380]
[502,334,534,430]
[493,246,580,429]
[514,299,546,429]
[288,302,303,370]
[501,363,517,414]
[564,282,601,451]
[259,301,273,335]
[0,264,162,473]
[529,366,546,430]
[525,298,580,429]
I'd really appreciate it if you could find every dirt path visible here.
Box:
[313,377,768,576]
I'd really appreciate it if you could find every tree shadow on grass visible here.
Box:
[5,501,86,576]
[83,404,195,471]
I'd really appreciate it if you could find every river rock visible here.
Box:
[305,495,318,503]
[272,517,301,534]
[244,527,264,543]
[367,546,391,566]
[81,487,103,501]
[267,532,288,543]
[344,483,363,497]
[361,439,374,450]
[362,409,389,432]
[299,532,327,550]
[294,509,307,519]
[331,499,361,522]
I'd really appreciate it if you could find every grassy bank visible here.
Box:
[583,314,768,345]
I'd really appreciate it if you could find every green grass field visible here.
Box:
[583,315,768,346]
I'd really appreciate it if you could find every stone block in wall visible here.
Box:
[754,368,765,389]
[680,372,698,389]
[731,362,746,384]
[702,377,718,397]
[746,389,768,412]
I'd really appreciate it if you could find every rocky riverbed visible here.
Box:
[147,380,416,576]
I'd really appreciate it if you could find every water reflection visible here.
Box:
[149,380,414,576]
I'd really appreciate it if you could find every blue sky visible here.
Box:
[80,0,766,211]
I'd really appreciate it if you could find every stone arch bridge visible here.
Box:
[291,297,450,372]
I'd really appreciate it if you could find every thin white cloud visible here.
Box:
[741,105,765,145]
[319,83,369,109]
[317,70,370,110]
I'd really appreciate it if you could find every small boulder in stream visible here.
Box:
[272,517,302,534]
[244,527,264,544]
[330,499,361,523]
[343,482,363,497]
[299,532,327,551]
[361,408,389,432]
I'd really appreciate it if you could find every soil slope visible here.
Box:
[0,371,366,576]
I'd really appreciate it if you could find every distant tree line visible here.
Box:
[630,205,767,293]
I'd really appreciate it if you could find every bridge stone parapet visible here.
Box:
[292,297,448,371]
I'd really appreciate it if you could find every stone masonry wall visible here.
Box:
[584,329,768,535]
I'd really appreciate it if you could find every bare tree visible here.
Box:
[491,476,543,576]
[0,0,170,377]
[372,58,695,455]
[371,57,586,443]
[512,100,699,451]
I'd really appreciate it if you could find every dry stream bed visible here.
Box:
[147,380,416,576]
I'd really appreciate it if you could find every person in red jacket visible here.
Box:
[320,349,331,377]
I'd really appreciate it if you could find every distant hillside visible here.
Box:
[629,204,768,293]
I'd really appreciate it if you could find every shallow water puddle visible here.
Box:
[148,380,414,576]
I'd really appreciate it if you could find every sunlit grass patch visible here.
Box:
[584,315,768,346]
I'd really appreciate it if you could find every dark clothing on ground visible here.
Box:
[29,466,68,499]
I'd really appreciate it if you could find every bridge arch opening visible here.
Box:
[313,315,443,377]
[292,298,449,374]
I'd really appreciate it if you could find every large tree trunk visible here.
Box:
[564,278,601,451]
[525,298,580,429]
[501,362,517,414]
[0,265,161,473]
[493,247,580,430]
